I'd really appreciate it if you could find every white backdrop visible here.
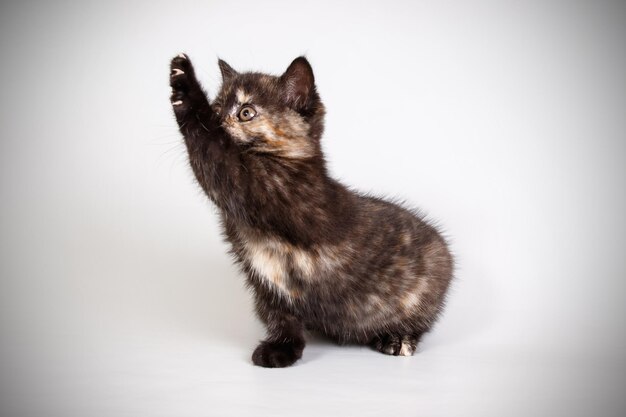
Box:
[1,1,625,416]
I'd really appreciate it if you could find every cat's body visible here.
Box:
[169,54,453,367]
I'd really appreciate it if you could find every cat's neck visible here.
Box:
[225,153,356,247]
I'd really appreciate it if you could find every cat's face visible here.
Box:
[212,57,325,159]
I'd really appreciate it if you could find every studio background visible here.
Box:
[1,1,624,416]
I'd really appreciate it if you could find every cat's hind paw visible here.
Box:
[372,334,420,356]
[252,340,304,368]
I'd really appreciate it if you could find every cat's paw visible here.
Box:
[169,53,200,111]
[372,334,420,356]
[252,340,304,368]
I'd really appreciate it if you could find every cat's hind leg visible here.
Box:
[371,332,423,356]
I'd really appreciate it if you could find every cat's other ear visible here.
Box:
[218,59,238,82]
[280,56,315,110]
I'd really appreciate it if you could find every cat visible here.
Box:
[168,53,453,367]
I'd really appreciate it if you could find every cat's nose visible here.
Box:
[223,115,235,126]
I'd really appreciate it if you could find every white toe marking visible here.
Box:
[172,68,184,76]
[178,53,187,59]
[172,100,183,106]
[399,341,414,356]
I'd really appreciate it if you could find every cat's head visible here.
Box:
[212,57,325,159]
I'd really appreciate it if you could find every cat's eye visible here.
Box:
[238,105,257,122]
[213,103,222,116]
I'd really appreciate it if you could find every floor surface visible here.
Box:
[1,1,625,416]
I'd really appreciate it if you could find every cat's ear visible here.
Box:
[218,59,238,82]
[280,56,315,110]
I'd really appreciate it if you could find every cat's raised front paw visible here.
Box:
[169,53,199,110]
[252,340,303,368]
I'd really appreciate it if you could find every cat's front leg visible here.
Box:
[252,310,305,368]
[169,54,216,137]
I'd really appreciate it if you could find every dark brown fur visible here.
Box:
[169,54,453,367]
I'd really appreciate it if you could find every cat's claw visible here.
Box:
[169,53,200,113]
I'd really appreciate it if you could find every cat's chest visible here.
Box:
[239,236,312,299]
[235,229,344,300]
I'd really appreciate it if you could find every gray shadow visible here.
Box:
[420,261,497,351]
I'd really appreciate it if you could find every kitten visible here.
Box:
[168,53,453,367]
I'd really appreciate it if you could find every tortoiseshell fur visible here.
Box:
[169,54,453,367]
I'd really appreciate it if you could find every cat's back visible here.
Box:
[352,193,453,280]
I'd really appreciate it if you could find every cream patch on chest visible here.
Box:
[244,239,290,296]
[238,227,350,299]
[241,236,314,299]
